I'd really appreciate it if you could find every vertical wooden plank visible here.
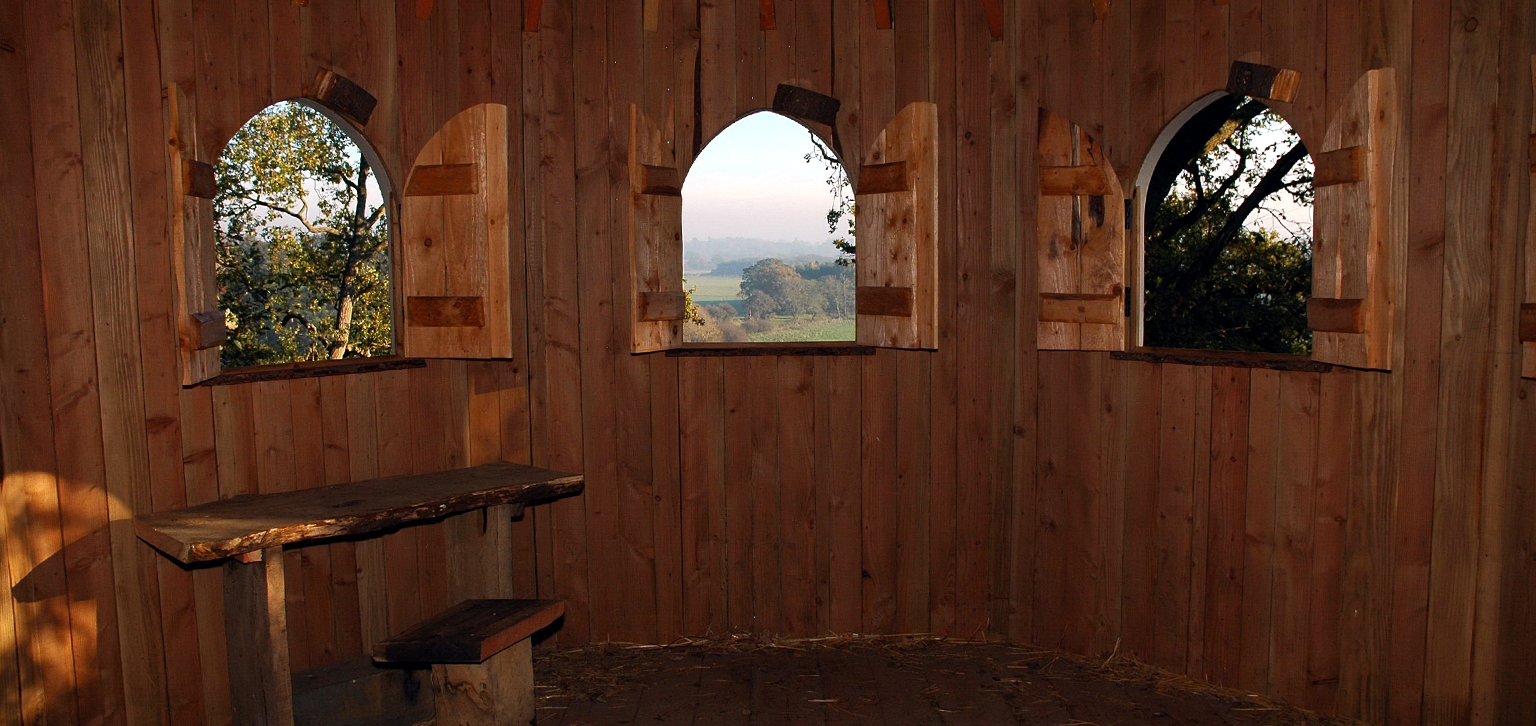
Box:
[1268,372,1320,704]
[1202,366,1251,688]
[1184,365,1215,676]
[409,364,451,620]
[1032,352,1070,649]
[1009,0,1043,645]
[344,374,388,649]
[723,358,755,631]
[1424,0,1500,719]
[1118,360,1162,660]
[122,0,206,715]
[679,357,727,635]
[181,388,232,725]
[1153,363,1196,672]
[952,0,994,643]
[1308,371,1352,713]
[317,376,361,658]
[375,369,421,637]
[1497,379,1536,725]
[289,380,336,669]
[571,0,622,643]
[825,356,864,633]
[1,7,83,721]
[535,0,591,642]
[916,0,958,639]
[1384,0,1447,723]
[73,0,177,720]
[750,357,783,633]
[608,0,661,643]
[1239,368,1280,693]
[1061,351,1104,655]
[735,0,765,117]
[778,357,818,636]
[250,380,307,671]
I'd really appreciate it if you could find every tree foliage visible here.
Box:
[804,133,856,264]
[1144,96,1314,355]
[738,258,855,319]
[214,101,392,367]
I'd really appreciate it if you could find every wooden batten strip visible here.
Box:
[638,291,687,321]
[640,165,682,196]
[415,0,433,19]
[856,286,914,317]
[983,0,1003,38]
[405,164,479,197]
[1226,60,1301,103]
[760,0,774,30]
[524,0,542,32]
[1040,164,1113,196]
[771,84,841,127]
[1039,293,1121,324]
[407,296,487,328]
[1528,133,1535,171]
[183,159,218,198]
[187,311,227,351]
[1520,303,1536,342]
[311,69,378,125]
[855,161,910,195]
[1313,146,1363,187]
[1307,297,1365,334]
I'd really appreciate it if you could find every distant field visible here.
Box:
[749,317,855,343]
[685,274,743,304]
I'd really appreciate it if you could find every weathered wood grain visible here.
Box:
[135,462,583,563]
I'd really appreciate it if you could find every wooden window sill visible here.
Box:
[1110,347,1332,373]
[665,343,876,357]
[194,356,427,387]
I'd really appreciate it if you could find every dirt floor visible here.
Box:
[532,635,1362,726]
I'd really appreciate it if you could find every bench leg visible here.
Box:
[431,638,534,725]
[223,546,295,726]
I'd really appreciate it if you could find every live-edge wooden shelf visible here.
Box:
[136,461,584,564]
[133,461,584,726]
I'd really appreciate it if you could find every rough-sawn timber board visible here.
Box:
[135,462,584,563]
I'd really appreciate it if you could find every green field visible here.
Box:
[748,317,855,343]
[685,274,743,304]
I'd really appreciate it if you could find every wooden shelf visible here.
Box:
[135,461,584,563]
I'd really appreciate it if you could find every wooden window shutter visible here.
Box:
[1309,68,1398,370]
[400,103,512,359]
[854,101,939,349]
[1036,108,1126,351]
[167,82,225,385]
[628,103,685,353]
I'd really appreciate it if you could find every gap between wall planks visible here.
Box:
[8,2,1536,726]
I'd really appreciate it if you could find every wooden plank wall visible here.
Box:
[0,1,1533,725]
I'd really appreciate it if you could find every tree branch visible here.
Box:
[1171,141,1310,291]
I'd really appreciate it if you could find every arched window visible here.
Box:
[1139,93,1314,355]
[627,97,937,353]
[680,111,855,344]
[213,100,394,367]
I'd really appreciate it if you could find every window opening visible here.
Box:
[1142,94,1314,355]
[681,111,855,344]
[214,100,393,367]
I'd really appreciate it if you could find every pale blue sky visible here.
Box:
[682,111,850,246]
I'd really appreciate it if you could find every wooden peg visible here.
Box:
[416,0,433,19]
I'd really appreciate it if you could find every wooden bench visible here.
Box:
[374,599,564,726]
[134,461,583,726]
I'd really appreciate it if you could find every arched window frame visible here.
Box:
[1125,67,1400,371]
[626,87,939,354]
[169,71,514,386]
